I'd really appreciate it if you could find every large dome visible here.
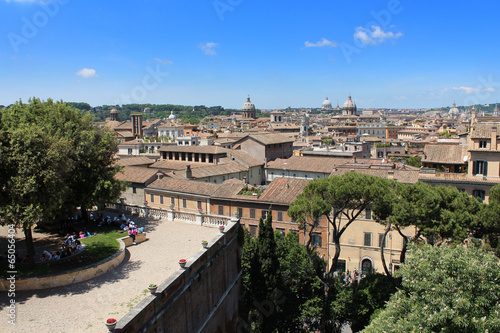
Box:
[242,96,256,111]
[322,97,332,109]
[168,111,176,119]
[343,94,356,109]
[449,101,459,115]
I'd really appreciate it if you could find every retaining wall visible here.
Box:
[115,221,241,333]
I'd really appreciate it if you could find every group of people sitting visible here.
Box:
[38,233,87,262]
[39,237,83,262]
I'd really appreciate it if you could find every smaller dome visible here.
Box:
[343,94,356,109]
[110,108,118,114]
[449,101,459,115]
[168,111,176,119]
[144,107,151,113]
[242,96,256,111]
[322,97,332,109]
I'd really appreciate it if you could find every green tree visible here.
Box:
[362,244,500,333]
[288,172,392,272]
[241,207,282,332]
[275,231,324,332]
[0,98,125,264]
[383,182,481,272]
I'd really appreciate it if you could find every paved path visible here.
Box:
[0,216,220,333]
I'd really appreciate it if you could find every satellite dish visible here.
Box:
[463,155,468,162]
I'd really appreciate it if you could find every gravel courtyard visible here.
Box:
[0,216,220,333]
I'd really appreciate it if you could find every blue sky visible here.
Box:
[1,0,500,110]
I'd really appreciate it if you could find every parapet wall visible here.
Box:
[115,221,241,333]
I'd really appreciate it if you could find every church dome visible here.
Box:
[168,111,176,119]
[242,96,256,111]
[322,97,332,109]
[343,94,356,109]
[449,101,459,115]
[110,108,118,114]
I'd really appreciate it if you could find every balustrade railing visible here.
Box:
[107,203,232,226]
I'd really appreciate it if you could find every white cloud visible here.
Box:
[153,57,172,65]
[453,86,479,95]
[75,68,97,78]
[199,42,218,55]
[485,87,496,92]
[304,38,337,48]
[353,25,403,45]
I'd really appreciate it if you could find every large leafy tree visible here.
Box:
[0,98,124,264]
[380,182,481,277]
[362,244,500,333]
[288,172,392,272]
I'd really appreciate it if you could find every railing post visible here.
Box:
[168,209,174,221]
[196,212,203,226]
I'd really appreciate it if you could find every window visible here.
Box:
[197,200,202,209]
[304,174,308,179]
[473,189,486,202]
[132,187,136,194]
[159,195,164,204]
[276,228,285,235]
[457,188,465,193]
[170,196,175,205]
[364,232,372,246]
[182,198,187,208]
[312,233,322,247]
[238,207,243,217]
[261,210,268,219]
[473,160,488,175]
[378,152,383,158]
[277,211,283,222]
[479,140,487,149]
[365,208,372,220]
[293,173,296,178]
[378,233,386,247]
[150,194,154,203]
[218,205,224,215]
[249,225,258,237]
[271,172,274,180]
[250,209,256,219]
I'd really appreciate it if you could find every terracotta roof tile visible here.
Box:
[423,144,468,164]
[147,177,220,196]
[115,166,160,184]
[258,178,311,204]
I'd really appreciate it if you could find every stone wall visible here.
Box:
[115,220,241,333]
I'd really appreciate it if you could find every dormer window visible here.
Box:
[479,140,487,149]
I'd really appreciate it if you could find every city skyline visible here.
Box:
[1,1,500,110]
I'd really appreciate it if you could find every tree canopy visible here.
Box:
[0,98,125,264]
[362,244,500,333]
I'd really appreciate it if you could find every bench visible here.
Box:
[120,232,147,247]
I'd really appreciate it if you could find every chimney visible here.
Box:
[388,170,395,180]
[491,127,497,151]
[186,165,192,179]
